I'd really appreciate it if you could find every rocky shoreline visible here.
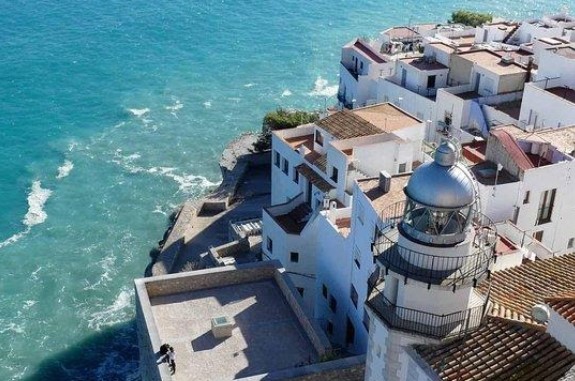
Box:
[147,132,270,276]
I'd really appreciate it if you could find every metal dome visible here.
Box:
[405,141,475,209]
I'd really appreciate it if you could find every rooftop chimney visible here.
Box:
[379,171,392,193]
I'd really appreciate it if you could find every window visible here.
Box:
[427,75,436,89]
[533,230,544,242]
[266,237,273,253]
[360,61,364,71]
[331,167,339,183]
[290,252,299,263]
[282,158,289,175]
[274,151,280,167]
[398,163,407,173]
[568,238,574,249]
[353,246,361,269]
[322,284,328,299]
[523,191,530,204]
[315,130,324,146]
[329,295,338,313]
[363,310,370,332]
[536,189,556,225]
[326,321,334,335]
[293,169,299,184]
[444,111,452,126]
[296,287,304,297]
[350,284,358,308]
[357,203,364,225]
[345,317,355,345]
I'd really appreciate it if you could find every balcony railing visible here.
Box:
[366,290,487,339]
[375,201,496,286]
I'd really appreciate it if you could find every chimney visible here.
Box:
[379,171,392,193]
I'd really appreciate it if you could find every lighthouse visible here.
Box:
[365,140,495,381]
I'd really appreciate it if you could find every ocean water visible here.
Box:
[0,0,563,379]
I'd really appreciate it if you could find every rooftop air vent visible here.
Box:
[500,55,514,65]
[531,304,551,324]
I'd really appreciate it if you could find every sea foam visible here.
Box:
[127,108,150,118]
[281,89,292,97]
[24,181,53,227]
[308,76,338,97]
[56,160,74,179]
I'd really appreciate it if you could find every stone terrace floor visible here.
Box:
[150,280,318,380]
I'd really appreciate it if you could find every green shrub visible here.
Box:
[450,10,493,27]
[253,108,319,152]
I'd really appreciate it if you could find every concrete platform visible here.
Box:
[150,280,318,380]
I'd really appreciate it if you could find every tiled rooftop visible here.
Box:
[401,57,448,71]
[273,202,312,235]
[490,129,534,171]
[353,39,386,63]
[414,316,575,381]
[477,254,575,323]
[555,46,575,60]
[495,124,575,158]
[296,163,334,193]
[335,217,351,237]
[547,291,575,326]
[352,103,421,132]
[284,134,314,151]
[384,27,420,41]
[458,50,527,75]
[316,109,382,140]
[357,174,410,214]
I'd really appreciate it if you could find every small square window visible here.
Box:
[274,151,280,167]
[266,237,273,253]
[331,167,338,183]
[315,130,324,146]
[329,295,338,313]
[296,287,304,297]
[350,284,358,308]
[523,191,530,204]
[293,170,299,184]
[282,158,289,175]
[290,252,299,263]
[326,321,334,335]
[322,284,328,299]
[569,238,574,249]
[533,230,544,242]
[398,163,407,173]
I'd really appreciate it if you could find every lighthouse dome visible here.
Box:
[405,141,475,209]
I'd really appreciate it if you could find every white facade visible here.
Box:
[547,306,575,353]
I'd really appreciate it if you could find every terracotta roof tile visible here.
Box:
[353,39,386,64]
[477,254,575,323]
[547,291,575,326]
[414,316,575,381]
[295,163,334,193]
[316,110,382,140]
[491,129,534,171]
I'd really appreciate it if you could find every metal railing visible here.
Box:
[375,201,495,286]
[366,290,486,339]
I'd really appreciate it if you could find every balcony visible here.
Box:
[366,290,487,339]
[375,202,495,287]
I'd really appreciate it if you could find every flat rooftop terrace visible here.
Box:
[136,262,330,381]
[357,173,411,214]
[151,280,316,380]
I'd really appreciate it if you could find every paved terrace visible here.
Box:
[136,262,331,381]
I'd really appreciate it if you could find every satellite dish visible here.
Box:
[531,304,550,323]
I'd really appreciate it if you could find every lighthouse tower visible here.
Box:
[364,141,494,381]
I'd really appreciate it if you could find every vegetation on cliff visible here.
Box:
[253,108,319,152]
[450,10,493,27]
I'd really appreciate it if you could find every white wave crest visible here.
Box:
[0,230,29,249]
[56,160,74,179]
[127,108,150,118]
[165,100,183,112]
[24,181,52,227]
[203,101,212,108]
[87,289,133,330]
[167,173,220,193]
[281,89,292,97]
[307,76,338,97]
[244,83,255,88]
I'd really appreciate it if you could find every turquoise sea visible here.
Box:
[0,1,565,379]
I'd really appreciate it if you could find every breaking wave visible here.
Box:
[281,89,292,97]
[0,181,53,250]
[127,108,150,118]
[307,76,338,97]
[56,160,74,179]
